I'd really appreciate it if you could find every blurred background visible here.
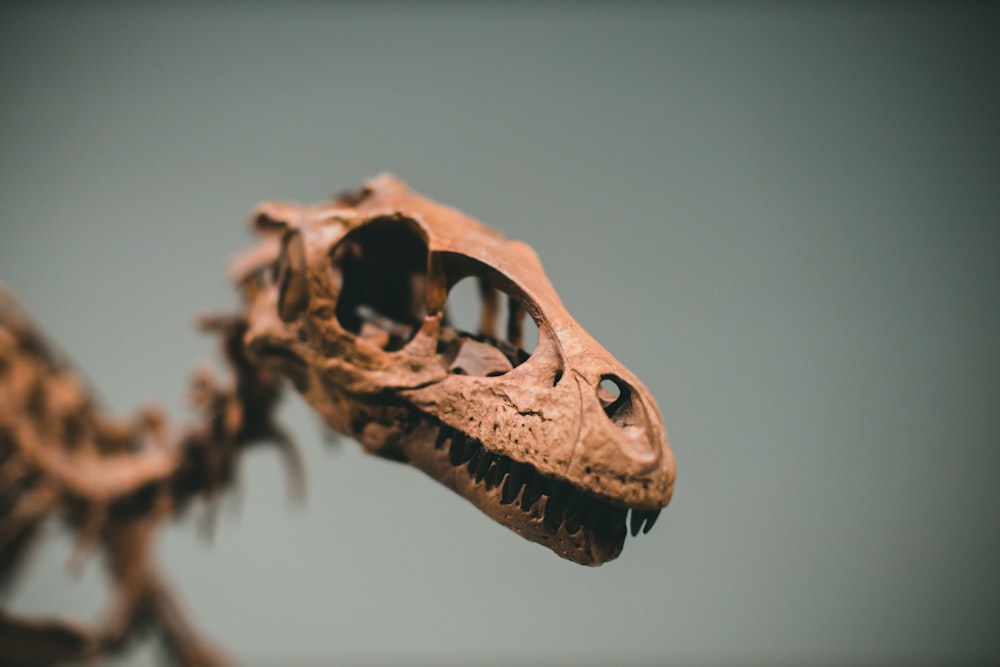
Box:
[1,2,998,665]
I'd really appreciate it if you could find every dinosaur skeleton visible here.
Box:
[0,175,676,666]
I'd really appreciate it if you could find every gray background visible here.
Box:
[2,3,998,665]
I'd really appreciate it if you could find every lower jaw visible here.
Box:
[396,418,627,566]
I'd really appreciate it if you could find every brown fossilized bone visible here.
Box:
[238,174,675,566]
[0,292,298,666]
[0,174,675,666]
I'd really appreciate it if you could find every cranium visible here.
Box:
[235,175,676,565]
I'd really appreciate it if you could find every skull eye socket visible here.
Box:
[436,254,542,377]
[330,217,429,351]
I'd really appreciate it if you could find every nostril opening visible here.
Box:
[598,375,638,428]
[597,377,621,405]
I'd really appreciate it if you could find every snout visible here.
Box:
[567,366,675,511]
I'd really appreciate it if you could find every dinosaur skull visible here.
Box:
[233,175,676,565]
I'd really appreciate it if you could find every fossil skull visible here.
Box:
[233,175,676,565]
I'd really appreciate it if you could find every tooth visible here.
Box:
[543,482,569,532]
[564,493,589,535]
[434,426,452,451]
[449,433,470,465]
[500,477,517,504]
[577,496,594,531]
[501,463,526,505]
[474,452,494,483]
[509,462,527,491]
[466,446,483,476]
[495,457,510,477]
[459,438,472,465]
[489,457,511,489]
[484,460,500,488]
[642,508,661,534]
[607,506,628,534]
[520,472,545,511]
[629,509,644,537]
[459,437,475,464]
[612,516,628,542]
[585,502,605,532]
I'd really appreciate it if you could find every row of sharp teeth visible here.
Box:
[429,419,661,538]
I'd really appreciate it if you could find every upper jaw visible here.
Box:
[392,363,671,565]
[376,402,660,566]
